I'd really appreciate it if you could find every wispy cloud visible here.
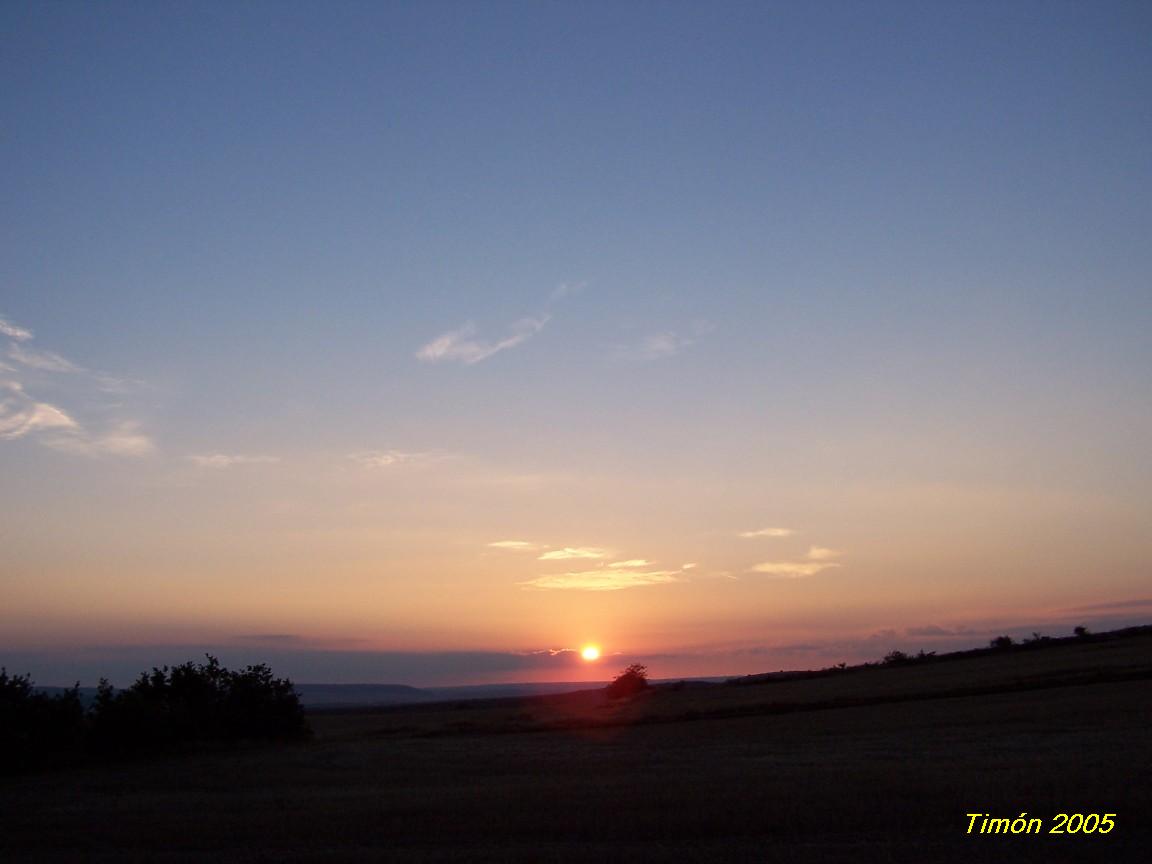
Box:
[739,527,794,538]
[1071,597,1152,612]
[749,560,840,579]
[0,385,78,439]
[608,559,653,568]
[628,320,714,361]
[6,324,144,394]
[92,423,155,457]
[1,313,153,457]
[549,282,585,303]
[44,421,155,457]
[190,452,280,469]
[8,342,82,373]
[904,624,973,638]
[1,377,152,456]
[748,543,844,579]
[416,315,550,365]
[487,540,545,551]
[348,449,443,469]
[538,546,613,561]
[639,331,694,360]
[0,316,33,342]
[93,374,146,395]
[517,647,583,658]
[704,570,737,580]
[520,569,683,591]
[806,546,841,561]
[231,633,308,645]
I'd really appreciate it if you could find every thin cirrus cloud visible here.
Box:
[750,546,843,579]
[806,546,841,560]
[416,315,550,365]
[0,312,154,457]
[0,316,35,342]
[487,540,546,551]
[42,420,155,457]
[537,547,613,561]
[8,331,140,394]
[548,281,586,303]
[639,331,694,360]
[749,561,838,579]
[608,559,653,568]
[348,449,443,469]
[189,453,281,468]
[520,569,683,592]
[1072,597,1152,612]
[739,527,794,538]
[0,382,78,439]
[1,376,149,457]
[8,342,82,374]
[631,320,715,360]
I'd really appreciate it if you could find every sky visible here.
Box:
[2,1,1151,687]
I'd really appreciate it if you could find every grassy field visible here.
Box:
[3,630,1150,862]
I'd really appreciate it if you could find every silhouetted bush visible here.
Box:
[0,668,84,772]
[881,649,936,666]
[88,655,309,754]
[606,664,649,699]
[1074,625,1090,638]
[989,635,1014,650]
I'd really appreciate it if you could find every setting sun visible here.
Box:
[580,645,601,662]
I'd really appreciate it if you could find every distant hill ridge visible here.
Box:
[294,681,609,708]
[33,679,613,709]
[30,624,1151,710]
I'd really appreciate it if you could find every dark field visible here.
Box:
[3,632,1150,862]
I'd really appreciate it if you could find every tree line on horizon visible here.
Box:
[881,625,1093,666]
[0,655,309,773]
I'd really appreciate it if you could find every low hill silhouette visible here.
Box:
[7,621,1149,863]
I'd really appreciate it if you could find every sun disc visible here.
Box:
[581,645,601,661]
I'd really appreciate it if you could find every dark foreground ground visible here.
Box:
[3,632,1150,863]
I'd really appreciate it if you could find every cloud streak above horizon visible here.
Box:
[537,546,613,561]
[190,452,281,468]
[749,544,844,579]
[520,569,683,591]
[0,382,78,439]
[739,527,794,538]
[0,315,33,342]
[348,449,444,469]
[0,313,154,456]
[417,315,549,365]
[748,561,839,578]
[487,540,546,551]
[8,342,82,374]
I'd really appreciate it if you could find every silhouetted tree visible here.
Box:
[1074,625,1090,638]
[89,655,308,753]
[0,668,84,772]
[990,635,1014,650]
[883,650,910,665]
[606,664,649,699]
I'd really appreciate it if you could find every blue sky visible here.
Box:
[3,2,1151,685]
